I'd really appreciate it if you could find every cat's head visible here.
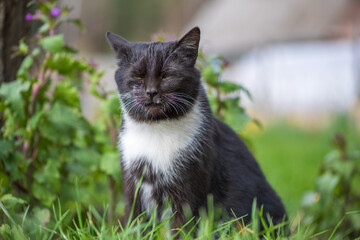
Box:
[106,27,201,122]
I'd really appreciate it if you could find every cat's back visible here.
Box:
[212,118,261,170]
[212,117,286,223]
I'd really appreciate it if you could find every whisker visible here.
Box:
[169,98,187,115]
[170,97,194,111]
[158,107,170,120]
[162,95,180,116]
[171,92,196,102]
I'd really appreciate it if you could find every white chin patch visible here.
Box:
[119,102,203,174]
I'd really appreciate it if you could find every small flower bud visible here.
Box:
[25,13,32,21]
[51,8,61,17]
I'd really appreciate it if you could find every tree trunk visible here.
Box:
[0,0,31,132]
[0,0,31,85]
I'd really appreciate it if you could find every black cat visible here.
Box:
[106,27,287,229]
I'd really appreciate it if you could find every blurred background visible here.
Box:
[57,0,360,217]
[59,0,360,121]
[1,0,360,221]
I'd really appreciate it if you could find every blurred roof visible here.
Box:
[188,0,358,56]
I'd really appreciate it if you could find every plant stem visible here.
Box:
[108,175,116,224]
[107,115,118,225]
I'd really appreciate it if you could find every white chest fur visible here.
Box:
[119,103,203,173]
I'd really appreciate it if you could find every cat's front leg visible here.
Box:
[170,203,187,238]
[173,204,186,227]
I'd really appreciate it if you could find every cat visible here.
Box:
[106,27,287,230]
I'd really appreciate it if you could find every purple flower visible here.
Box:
[50,8,61,17]
[88,59,97,68]
[25,13,32,21]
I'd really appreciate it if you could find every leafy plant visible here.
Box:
[301,133,360,239]
[197,52,260,134]
[0,0,121,233]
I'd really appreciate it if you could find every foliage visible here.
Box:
[301,133,360,239]
[197,53,260,134]
[0,0,121,235]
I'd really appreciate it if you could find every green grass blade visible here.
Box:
[126,168,146,229]
[0,200,16,225]
[328,217,344,240]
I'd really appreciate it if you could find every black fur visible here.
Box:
[106,27,287,229]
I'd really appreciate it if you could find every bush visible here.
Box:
[301,133,360,239]
[0,0,122,233]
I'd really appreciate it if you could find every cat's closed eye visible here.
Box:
[161,73,172,80]
[132,75,143,80]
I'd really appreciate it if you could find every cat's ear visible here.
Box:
[106,31,131,60]
[175,27,200,66]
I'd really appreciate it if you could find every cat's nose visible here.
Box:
[146,90,158,100]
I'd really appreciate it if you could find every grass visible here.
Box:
[1,116,359,239]
[0,198,298,240]
[249,122,331,217]
[0,159,295,240]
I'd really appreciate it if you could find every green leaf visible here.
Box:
[33,159,60,183]
[45,53,75,74]
[74,58,91,71]
[73,19,85,32]
[223,107,251,132]
[63,45,78,54]
[0,224,11,239]
[202,65,218,87]
[39,102,90,144]
[66,18,85,32]
[89,70,106,99]
[18,38,28,54]
[0,172,9,190]
[1,151,24,182]
[28,110,44,131]
[17,55,33,79]
[0,225,28,240]
[316,172,340,195]
[32,182,57,207]
[100,152,121,177]
[101,94,121,116]
[0,139,13,159]
[31,47,41,57]
[33,207,51,226]
[0,194,27,208]
[207,95,218,115]
[68,148,101,173]
[37,1,52,14]
[40,34,64,53]
[218,81,252,100]
[0,79,30,121]
[53,81,81,109]
[38,23,50,33]
[32,159,61,206]
[251,118,263,129]
[222,98,251,132]
[218,81,242,93]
